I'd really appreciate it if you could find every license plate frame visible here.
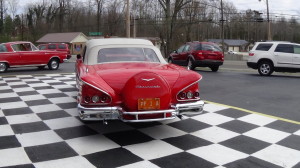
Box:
[138,98,160,110]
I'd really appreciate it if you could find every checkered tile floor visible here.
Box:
[1,74,300,168]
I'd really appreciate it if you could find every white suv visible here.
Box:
[247,41,300,76]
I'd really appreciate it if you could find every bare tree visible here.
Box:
[7,0,18,18]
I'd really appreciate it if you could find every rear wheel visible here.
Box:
[168,58,173,63]
[187,58,195,70]
[0,62,8,72]
[258,61,273,76]
[48,58,60,70]
[210,66,219,72]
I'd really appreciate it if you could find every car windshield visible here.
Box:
[97,48,160,63]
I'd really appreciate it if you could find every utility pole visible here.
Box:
[220,0,225,54]
[126,0,130,38]
[259,0,271,41]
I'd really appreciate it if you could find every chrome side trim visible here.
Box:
[10,64,47,68]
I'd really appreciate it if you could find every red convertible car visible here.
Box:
[0,41,68,72]
[76,38,204,123]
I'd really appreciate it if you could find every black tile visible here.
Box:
[55,125,98,140]
[25,81,43,84]
[0,117,8,125]
[10,84,29,88]
[216,108,249,118]
[151,152,217,168]
[4,164,35,168]
[25,99,52,106]
[0,83,8,86]
[0,135,21,149]
[43,93,69,99]
[293,161,300,168]
[168,118,211,133]
[59,88,77,92]
[0,89,13,93]
[48,82,65,86]
[37,110,71,120]
[265,120,300,133]
[127,122,162,129]
[11,121,50,134]
[16,91,40,96]
[104,130,154,146]
[32,86,53,90]
[277,135,300,151]
[2,107,34,116]
[84,148,142,168]
[4,79,22,82]
[224,156,282,168]
[163,134,212,150]
[25,142,78,162]
[57,102,77,109]
[0,97,22,103]
[220,135,271,154]
[218,120,258,134]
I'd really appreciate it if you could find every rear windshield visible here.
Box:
[0,44,8,52]
[255,43,273,51]
[58,44,67,49]
[194,43,222,52]
[97,48,160,63]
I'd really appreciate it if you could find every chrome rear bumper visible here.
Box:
[78,100,204,122]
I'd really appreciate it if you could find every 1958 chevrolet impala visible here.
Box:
[76,38,204,123]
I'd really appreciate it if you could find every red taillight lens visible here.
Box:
[177,82,200,101]
[249,53,254,56]
[79,82,111,105]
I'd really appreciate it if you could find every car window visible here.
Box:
[183,45,190,52]
[274,44,293,53]
[177,45,186,53]
[0,44,8,52]
[11,44,32,51]
[39,45,47,50]
[293,45,300,54]
[255,43,273,51]
[48,44,57,49]
[194,44,202,50]
[58,44,67,49]
[202,43,222,51]
[97,48,160,63]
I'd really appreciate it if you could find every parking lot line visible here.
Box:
[205,100,300,125]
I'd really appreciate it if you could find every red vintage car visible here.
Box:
[76,38,204,123]
[0,41,69,72]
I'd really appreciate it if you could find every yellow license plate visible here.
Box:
[138,98,160,110]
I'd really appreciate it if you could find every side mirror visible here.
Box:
[77,54,82,59]
[173,50,178,53]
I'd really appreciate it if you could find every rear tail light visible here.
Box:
[249,53,254,56]
[177,81,201,101]
[78,80,111,105]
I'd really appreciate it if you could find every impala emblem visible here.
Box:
[141,78,155,82]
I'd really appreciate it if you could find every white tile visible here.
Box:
[117,160,160,168]
[188,144,249,165]
[7,82,27,86]
[244,127,290,143]
[238,114,276,126]
[20,95,47,101]
[192,113,234,126]
[192,126,239,143]
[34,156,96,168]
[44,117,83,130]
[64,81,76,85]
[51,85,72,89]
[16,130,63,147]
[6,113,41,124]
[252,144,300,168]
[0,110,3,117]
[49,97,76,104]
[22,78,40,82]
[294,129,300,136]
[14,87,35,92]
[3,77,19,81]
[140,125,186,139]
[0,85,10,90]
[0,125,14,136]
[42,80,59,84]
[65,108,78,116]
[66,134,120,155]
[64,92,77,97]
[30,104,62,113]
[0,92,18,99]
[37,89,62,94]
[125,140,183,160]
[0,102,28,110]
[0,148,32,167]
[27,83,50,87]
[203,103,229,113]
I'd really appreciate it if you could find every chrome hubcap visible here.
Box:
[260,64,270,74]
[0,63,6,72]
[51,60,58,69]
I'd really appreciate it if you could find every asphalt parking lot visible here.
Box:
[1,73,300,168]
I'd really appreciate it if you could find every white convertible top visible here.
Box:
[84,38,167,65]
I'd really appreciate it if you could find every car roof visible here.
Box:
[86,38,154,49]
[2,41,32,45]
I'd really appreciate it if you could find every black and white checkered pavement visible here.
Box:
[0,73,300,168]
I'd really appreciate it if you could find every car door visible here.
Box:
[293,45,300,68]
[171,45,186,65]
[273,44,294,67]
[181,45,190,64]
[18,43,43,65]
